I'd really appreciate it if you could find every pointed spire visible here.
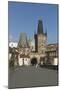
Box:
[34,29,36,35]
[45,28,47,36]
[18,32,29,48]
[37,20,43,34]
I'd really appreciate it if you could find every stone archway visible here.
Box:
[31,57,37,66]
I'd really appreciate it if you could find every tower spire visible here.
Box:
[37,20,43,34]
[34,29,36,35]
[45,27,47,36]
[18,32,29,48]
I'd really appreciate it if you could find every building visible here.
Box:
[9,20,58,66]
[9,42,18,60]
[30,20,47,65]
[28,37,35,52]
[34,20,47,53]
[17,32,31,66]
[46,43,58,65]
[9,42,18,48]
[18,54,30,66]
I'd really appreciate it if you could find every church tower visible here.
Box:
[35,20,47,57]
[18,32,30,55]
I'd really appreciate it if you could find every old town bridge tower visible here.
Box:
[34,20,47,57]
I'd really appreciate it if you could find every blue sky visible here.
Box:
[8,2,58,44]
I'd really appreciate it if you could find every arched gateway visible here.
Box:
[30,52,40,66]
[31,57,37,66]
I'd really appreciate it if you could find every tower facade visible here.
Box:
[35,20,47,57]
[18,32,30,55]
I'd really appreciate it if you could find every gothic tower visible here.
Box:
[18,32,30,55]
[35,20,47,57]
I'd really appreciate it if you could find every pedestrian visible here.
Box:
[36,64,38,68]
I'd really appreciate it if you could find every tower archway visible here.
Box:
[31,57,37,66]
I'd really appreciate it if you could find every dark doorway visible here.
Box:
[31,57,37,66]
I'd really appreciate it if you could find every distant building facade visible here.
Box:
[46,44,58,65]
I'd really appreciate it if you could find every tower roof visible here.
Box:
[37,20,43,34]
[18,32,29,48]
